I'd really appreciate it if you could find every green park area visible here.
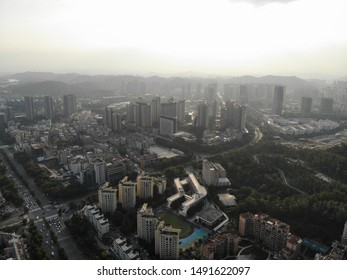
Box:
[159,212,193,238]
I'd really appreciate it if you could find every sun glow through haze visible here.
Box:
[0,0,346,77]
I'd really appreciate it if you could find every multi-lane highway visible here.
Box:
[0,149,85,259]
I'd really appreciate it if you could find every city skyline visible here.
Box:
[1,0,346,79]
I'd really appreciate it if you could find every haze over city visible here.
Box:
[1,0,347,265]
[1,0,347,78]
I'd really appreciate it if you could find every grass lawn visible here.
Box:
[159,212,193,238]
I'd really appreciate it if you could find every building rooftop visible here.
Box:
[197,207,224,224]
[218,193,237,206]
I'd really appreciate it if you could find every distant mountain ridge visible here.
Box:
[4,71,327,97]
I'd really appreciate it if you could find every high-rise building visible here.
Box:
[136,102,152,128]
[342,220,347,244]
[112,113,122,132]
[239,84,249,104]
[160,116,177,137]
[161,102,177,118]
[221,100,246,130]
[118,176,137,209]
[98,182,117,214]
[24,96,35,120]
[82,168,96,187]
[202,160,229,187]
[106,105,122,132]
[151,97,161,125]
[187,83,191,97]
[63,94,77,117]
[212,100,218,119]
[196,83,202,99]
[182,85,186,98]
[139,102,152,128]
[155,221,180,260]
[137,203,158,242]
[44,96,54,119]
[176,99,185,123]
[201,232,240,260]
[93,159,106,185]
[136,173,154,199]
[272,86,285,115]
[320,97,334,114]
[239,212,255,237]
[6,107,14,121]
[126,102,138,124]
[196,101,208,128]
[239,212,290,252]
[224,84,240,101]
[301,97,313,114]
[205,83,217,102]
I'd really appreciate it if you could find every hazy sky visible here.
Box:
[1,0,346,78]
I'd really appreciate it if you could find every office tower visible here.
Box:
[93,158,106,185]
[118,176,137,209]
[98,182,117,214]
[63,94,77,117]
[161,102,177,118]
[272,86,285,115]
[24,96,34,120]
[136,173,154,199]
[222,100,246,130]
[126,102,138,124]
[151,96,161,125]
[155,221,181,260]
[137,203,158,242]
[196,101,208,128]
[301,97,313,114]
[176,99,185,123]
[160,116,177,137]
[44,96,54,119]
[342,220,347,244]
[320,97,334,114]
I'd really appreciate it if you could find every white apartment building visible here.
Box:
[155,221,181,260]
[118,176,137,209]
[137,203,159,242]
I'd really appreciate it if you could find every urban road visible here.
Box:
[0,146,85,260]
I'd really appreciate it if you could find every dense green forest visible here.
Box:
[210,142,347,244]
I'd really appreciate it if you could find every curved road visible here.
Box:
[274,167,308,195]
[253,154,308,195]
